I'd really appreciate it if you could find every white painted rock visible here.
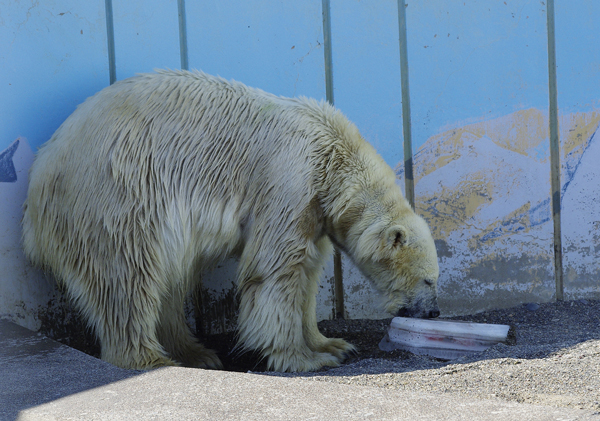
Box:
[379,317,511,360]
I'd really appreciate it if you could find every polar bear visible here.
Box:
[22,70,439,372]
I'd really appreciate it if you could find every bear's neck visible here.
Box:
[302,100,410,252]
[314,136,404,253]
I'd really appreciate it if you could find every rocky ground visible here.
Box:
[267,299,600,413]
[51,298,600,412]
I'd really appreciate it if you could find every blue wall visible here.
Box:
[406,1,550,149]
[1,1,599,320]
[0,1,109,155]
[3,1,599,160]
[3,1,599,166]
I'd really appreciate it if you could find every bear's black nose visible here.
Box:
[396,307,410,317]
[396,307,440,318]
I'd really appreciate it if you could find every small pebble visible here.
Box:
[525,303,540,311]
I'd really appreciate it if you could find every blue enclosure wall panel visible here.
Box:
[0,1,111,330]
[0,1,109,151]
[111,0,181,81]
[555,1,600,297]
[329,0,404,169]
[402,1,557,312]
[406,1,549,150]
[2,1,599,329]
[185,0,325,100]
[555,1,600,113]
[181,0,331,321]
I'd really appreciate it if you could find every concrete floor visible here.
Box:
[1,319,596,421]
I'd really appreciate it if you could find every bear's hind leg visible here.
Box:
[157,284,223,369]
[78,275,177,370]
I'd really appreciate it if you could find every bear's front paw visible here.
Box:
[175,343,223,369]
[114,354,180,370]
[267,349,343,372]
[188,347,223,370]
[314,338,357,361]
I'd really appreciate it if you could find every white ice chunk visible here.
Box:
[379,317,511,360]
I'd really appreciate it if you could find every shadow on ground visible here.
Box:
[0,320,140,420]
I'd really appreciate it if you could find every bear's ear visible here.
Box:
[386,225,408,249]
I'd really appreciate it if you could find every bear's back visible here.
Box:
[23,70,358,270]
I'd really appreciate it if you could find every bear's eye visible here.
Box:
[424,279,433,287]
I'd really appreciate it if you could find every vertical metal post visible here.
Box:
[546,0,564,301]
[397,0,414,209]
[322,0,344,319]
[104,0,116,85]
[177,0,189,70]
[322,0,335,105]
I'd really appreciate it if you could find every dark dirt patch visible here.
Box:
[202,298,599,372]
[201,318,410,372]
[43,298,599,374]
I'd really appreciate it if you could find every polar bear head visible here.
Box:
[333,199,440,319]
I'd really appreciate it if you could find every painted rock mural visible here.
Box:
[396,109,600,313]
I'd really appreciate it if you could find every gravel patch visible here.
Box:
[260,299,600,412]
[51,297,600,412]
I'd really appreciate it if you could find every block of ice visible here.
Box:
[379,317,510,360]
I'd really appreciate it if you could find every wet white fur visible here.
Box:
[22,70,439,372]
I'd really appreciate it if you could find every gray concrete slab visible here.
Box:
[1,319,597,421]
[0,319,136,420]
